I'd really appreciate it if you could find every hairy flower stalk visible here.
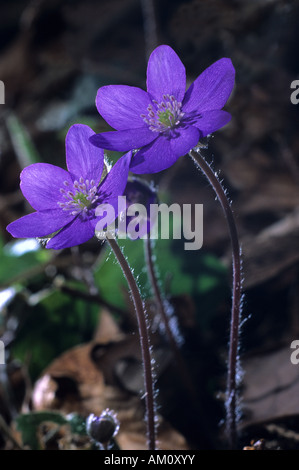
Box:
[123,177,199,411]
[189,148,242,449]
[89,43,237,447]
[105,235,156,450]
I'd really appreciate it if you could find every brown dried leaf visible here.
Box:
[241,346,299,428]
[31,310,189,450]
[242,209,299,289]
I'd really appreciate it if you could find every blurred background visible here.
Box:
[0,0,299,450]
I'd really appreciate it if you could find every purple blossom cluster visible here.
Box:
[7,45,235,249]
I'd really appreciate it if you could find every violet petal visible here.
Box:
[130,126,199,174]
[194,109,231,137]
[183,58,235,114]
[99,151,132,200]
[6,209,74,238]
[146,45,186,103]
[96,85,152,130]
[93,197,120,232]
[65,124,104,184]
[20,163,73,211]
[46,215,94,249]
[90,128,155,152]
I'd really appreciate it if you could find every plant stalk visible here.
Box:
[106,236,156,450]
[189,148,242,449]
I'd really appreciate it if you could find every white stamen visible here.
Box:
[57,177,99,215]
[141,94,184,133]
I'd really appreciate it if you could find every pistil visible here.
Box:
[58,177,99,216]
[141,94,184,133]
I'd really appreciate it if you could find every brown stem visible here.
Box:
[189,149,242,449]
[106,236,156,450]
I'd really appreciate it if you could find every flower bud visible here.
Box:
[86,409,120,446]
[120,176,158,240]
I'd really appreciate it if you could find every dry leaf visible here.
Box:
[242,209,299,289]
[31,310,190,450]
[240,346,299,428]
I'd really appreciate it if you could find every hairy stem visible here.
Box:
[106,236,156,450]
[189,149,242,449]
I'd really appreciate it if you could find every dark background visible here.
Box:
[0,0,299,450]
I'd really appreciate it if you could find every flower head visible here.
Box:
[90,45,235,174]
[6,124,131,249]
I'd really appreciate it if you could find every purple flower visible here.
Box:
[6,124,131,249]
[90,45,235,174]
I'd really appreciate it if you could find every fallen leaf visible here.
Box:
[240,345,299,428]
[31,310,190,450]
[241,209,299,289]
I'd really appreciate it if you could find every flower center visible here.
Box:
[141,94,184,133]
[57,177,99,216]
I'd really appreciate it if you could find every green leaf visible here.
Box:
[66,413,87,436]
[0,238,52,287]
[6,113,41,168]
[16,411,90,450]
[94,235,193,311]
[16,411,68,449]
[10,287,99,380]
[94,226,229,329]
